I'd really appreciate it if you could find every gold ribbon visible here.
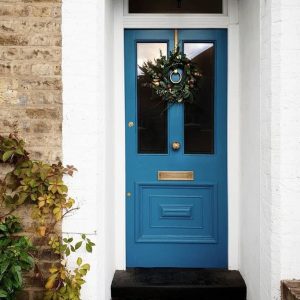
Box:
[174,29,178,48]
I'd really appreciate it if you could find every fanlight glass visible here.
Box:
[129,0,223,14]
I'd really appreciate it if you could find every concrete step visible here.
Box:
[111,268,247,300]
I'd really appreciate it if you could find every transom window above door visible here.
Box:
[128,0,224,14]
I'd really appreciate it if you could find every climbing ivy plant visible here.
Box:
[0,216,34,299]
[0,132,95,300]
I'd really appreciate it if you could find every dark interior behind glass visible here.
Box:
[129,0,223,14]
[137,43,168,154]
[184,43,215,154]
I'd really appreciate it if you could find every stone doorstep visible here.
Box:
[111,268,247,300]
[282,280,300,300]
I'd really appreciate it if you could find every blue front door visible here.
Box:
[125,29,228,268]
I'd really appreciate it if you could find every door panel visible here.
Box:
[135,183,217,243]
[125,29,228,268]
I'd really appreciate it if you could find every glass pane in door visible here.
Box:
[137,43,168,154]
[184,43,215,154]
[129,0,223,14]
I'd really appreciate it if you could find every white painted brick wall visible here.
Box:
[239,1,261,299]
[260,0,282,299]
[241,0,300,299]
[260,0,300,299]
[260,1,273,299]
[279,0,300,280]
[62,0,115,299]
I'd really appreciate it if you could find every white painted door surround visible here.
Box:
[62,0,240,299]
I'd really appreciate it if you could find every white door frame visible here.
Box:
[112,0,240,270]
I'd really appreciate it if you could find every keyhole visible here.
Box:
[177,0,182,8]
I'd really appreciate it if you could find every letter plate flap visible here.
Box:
[157,171,194,181]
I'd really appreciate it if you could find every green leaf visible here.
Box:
[76,279,85,285]
[76,257,82,266]
[79,269,88,276]
[2,150,14,162]
[0,261,9,275]
[11,265,22,287]
[86,243,92,253]
[75,241,82,250]
[0,289,8,298]
[17,192,28,205]
[81,264,90,271]
[65,247,71,257]
[2,277,13,292]
[15,148,24,155]
[20,253,34,267]
[0,224,8,232]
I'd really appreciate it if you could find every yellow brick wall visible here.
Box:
[0,0,62,161]
[0,0,62,298]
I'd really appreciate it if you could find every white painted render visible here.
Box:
[279,0,300,280]
[238,0,261,299]
[62,0,300,299]
[260,1,281,298]
[240,0,300,299]
[62,0,115,299]
[260,0,300,299]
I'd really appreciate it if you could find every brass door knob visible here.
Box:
[172,141,181,150]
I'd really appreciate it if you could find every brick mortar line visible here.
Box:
[24,288,47,292]
[0,2,61,6]
[0,83,62,86]
[0,75,61,77]
[0,0,61,1]
[0,17,61,21]
[0,45,62,48]
[0,3,51,5]
[0,81,62,84]
[0,72,62,77]
[0,15,62,23]
[0,47,61,49]
[0,75,61,78]
[0,60,61,63]
[0,73,62,77]
[0,43,62,46]
[0,30,61,34]
[0,90,62,92]
[0,1,61,2]
[0,44,62,47]
[0,33,62,36]
[0,45,61,48]
[0,104,62,108]
[0,60,62,63]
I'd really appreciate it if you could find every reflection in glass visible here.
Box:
[129,0,223,14]
[137,43,168,154]
[184,43,215,154]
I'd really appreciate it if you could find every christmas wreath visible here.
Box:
[139,47,203,104]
